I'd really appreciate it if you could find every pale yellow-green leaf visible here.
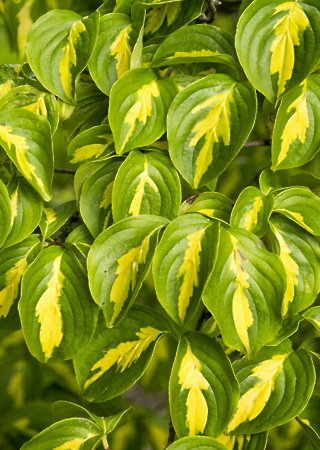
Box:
[0,80,13,98]
[0,257,27,319]
[243,197,263,231]
[129,156,158,216]
[69,134,114,164]
[17,0,34,60]
[110,25,132,78]
[144,2,182,35]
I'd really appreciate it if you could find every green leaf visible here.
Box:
[65,224,93,258]
[74,305,172,402]
[267,314,303,346]
[20,418,102,450]
[297,395,320,449]
[151,24,241,78]
[231,187,274,238]
[168,74,257,189]
[303,306,320,332]
[19,246,99,362]
[0,236,40,331]
[88,13,139,96]
[268,216,320,316]
[203,227,285,357]
[0,108,53,201]
[0,85,59,134]
[87,215,168,326]
[26,10,99,104]
[67,125,115,166]
[74,160,107,201]
[0,179,12,248]
[170,331,239,438]
[259,168,320,195]
[227,339,315,434]
[235,0,320,104]
[178,192,233,224]
[272,75,320,169]
[300,338,320,359]
[112,149,181,222]
[216,432,268,450]
[274,187,320,234]
[39,201,76,240]
[80,156,123,237]
[153,214,218,326]
[109,67,178,154]
[5,176,43,249]
[166,436,228,450]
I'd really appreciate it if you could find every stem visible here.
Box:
[165,421,175,448]
[102,435,109,450]
[54,168,76,174]
[242,140,270,148]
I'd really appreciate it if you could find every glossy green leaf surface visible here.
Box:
[166,436,228,450]
[178,192,233,224]
[39,201,76,240]
[297,395,320,449]
[65,224,93,258]
[0,179,12,248]
[216,431,268,450]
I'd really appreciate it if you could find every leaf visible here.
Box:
[19,246,99,362]
[169,332,239,438]
[227,339,315,434]
[0,179,12,248]
[153,214,218,326]
[0,108,53,201]
[268,216,320,316]
[26,10,99,104]
[73,305,172,402]
[112,149,181,222]
[297,395,320,449]
[109,67,178,154]
[5,176,43,249]
[65,224,93,258]
[300,338,320,360]
[74,160,107,201]
[216,432,268,450]
[88,13,138,96]
[235,0,320,104]
[303,306,320,332]
[88,215,168,326]
[273,187,320,234]
[272,75,320,169]
[203,227,285,357]
[151,24,241,78]
[230,187,274,238]
[67,125,115,166]
[20,418,102,450]
[0,236,40,332]
[178,192,233,224]
[168,74,257,189]
[267,314,303,346]
[166,436,228,450]
[39,201,76,240]
[80,156,124,237]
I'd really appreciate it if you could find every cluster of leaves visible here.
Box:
[1,0,320,448]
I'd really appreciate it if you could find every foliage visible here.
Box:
[1,0,320,449]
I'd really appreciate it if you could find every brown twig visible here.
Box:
[243,140,270,148]
[165,421,175,448]
[54,168,76,174]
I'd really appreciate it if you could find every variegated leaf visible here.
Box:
[178,192,233,224]
[170,332,239,438]
[65,224,93,258]
[26,10,99,104]
[227,339,315,434]
[168,74,257,189]
[67,125,115,166]
[19,246,99,362]
[112,149,181,222]
[39,201,76,240]
[235,0,320,104]
[203,227,285,357]
[166,436,228,450]
[109,67,178,154]
[0,179,12,248]
[297,395,320,449]
[274,187,320,234]
[87,215,168,326]
[216,431,268,450]
[303,306,320,332]
[153,214,218,326]
[231,187,274,238]
[80,156,124,238]
[0,108,53,201]
[74,305,172,402]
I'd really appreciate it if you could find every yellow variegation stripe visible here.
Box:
[270,2,309,99]
[84,326,162,389]
[59,20,86,100]
[277,81,309,165]
[17,0,34,60]
[54,437,94,450]
[70,134,113,164]
[23,94,47,117]
[100,181,114,209]
[276,209,313,233]
[167,49,220,61]
[198,209,215,216]
[144,2,181,35]
[10,186,19,227]
[0,257,28,319]
[7,361,25,407]
[0,80,13,98]
[0,125,45,190]
[178,343,209,436]
[242,197,263,231]
[121,80,160,151]
[229,234,253,354]
[227,353,290,432]
[110,25,132,78]
[35,255,64,359]
[274,230,299,316]
[109,234,150,324]
[190,88,233,188]
[129,156,158,216]
[177,228,206,323]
